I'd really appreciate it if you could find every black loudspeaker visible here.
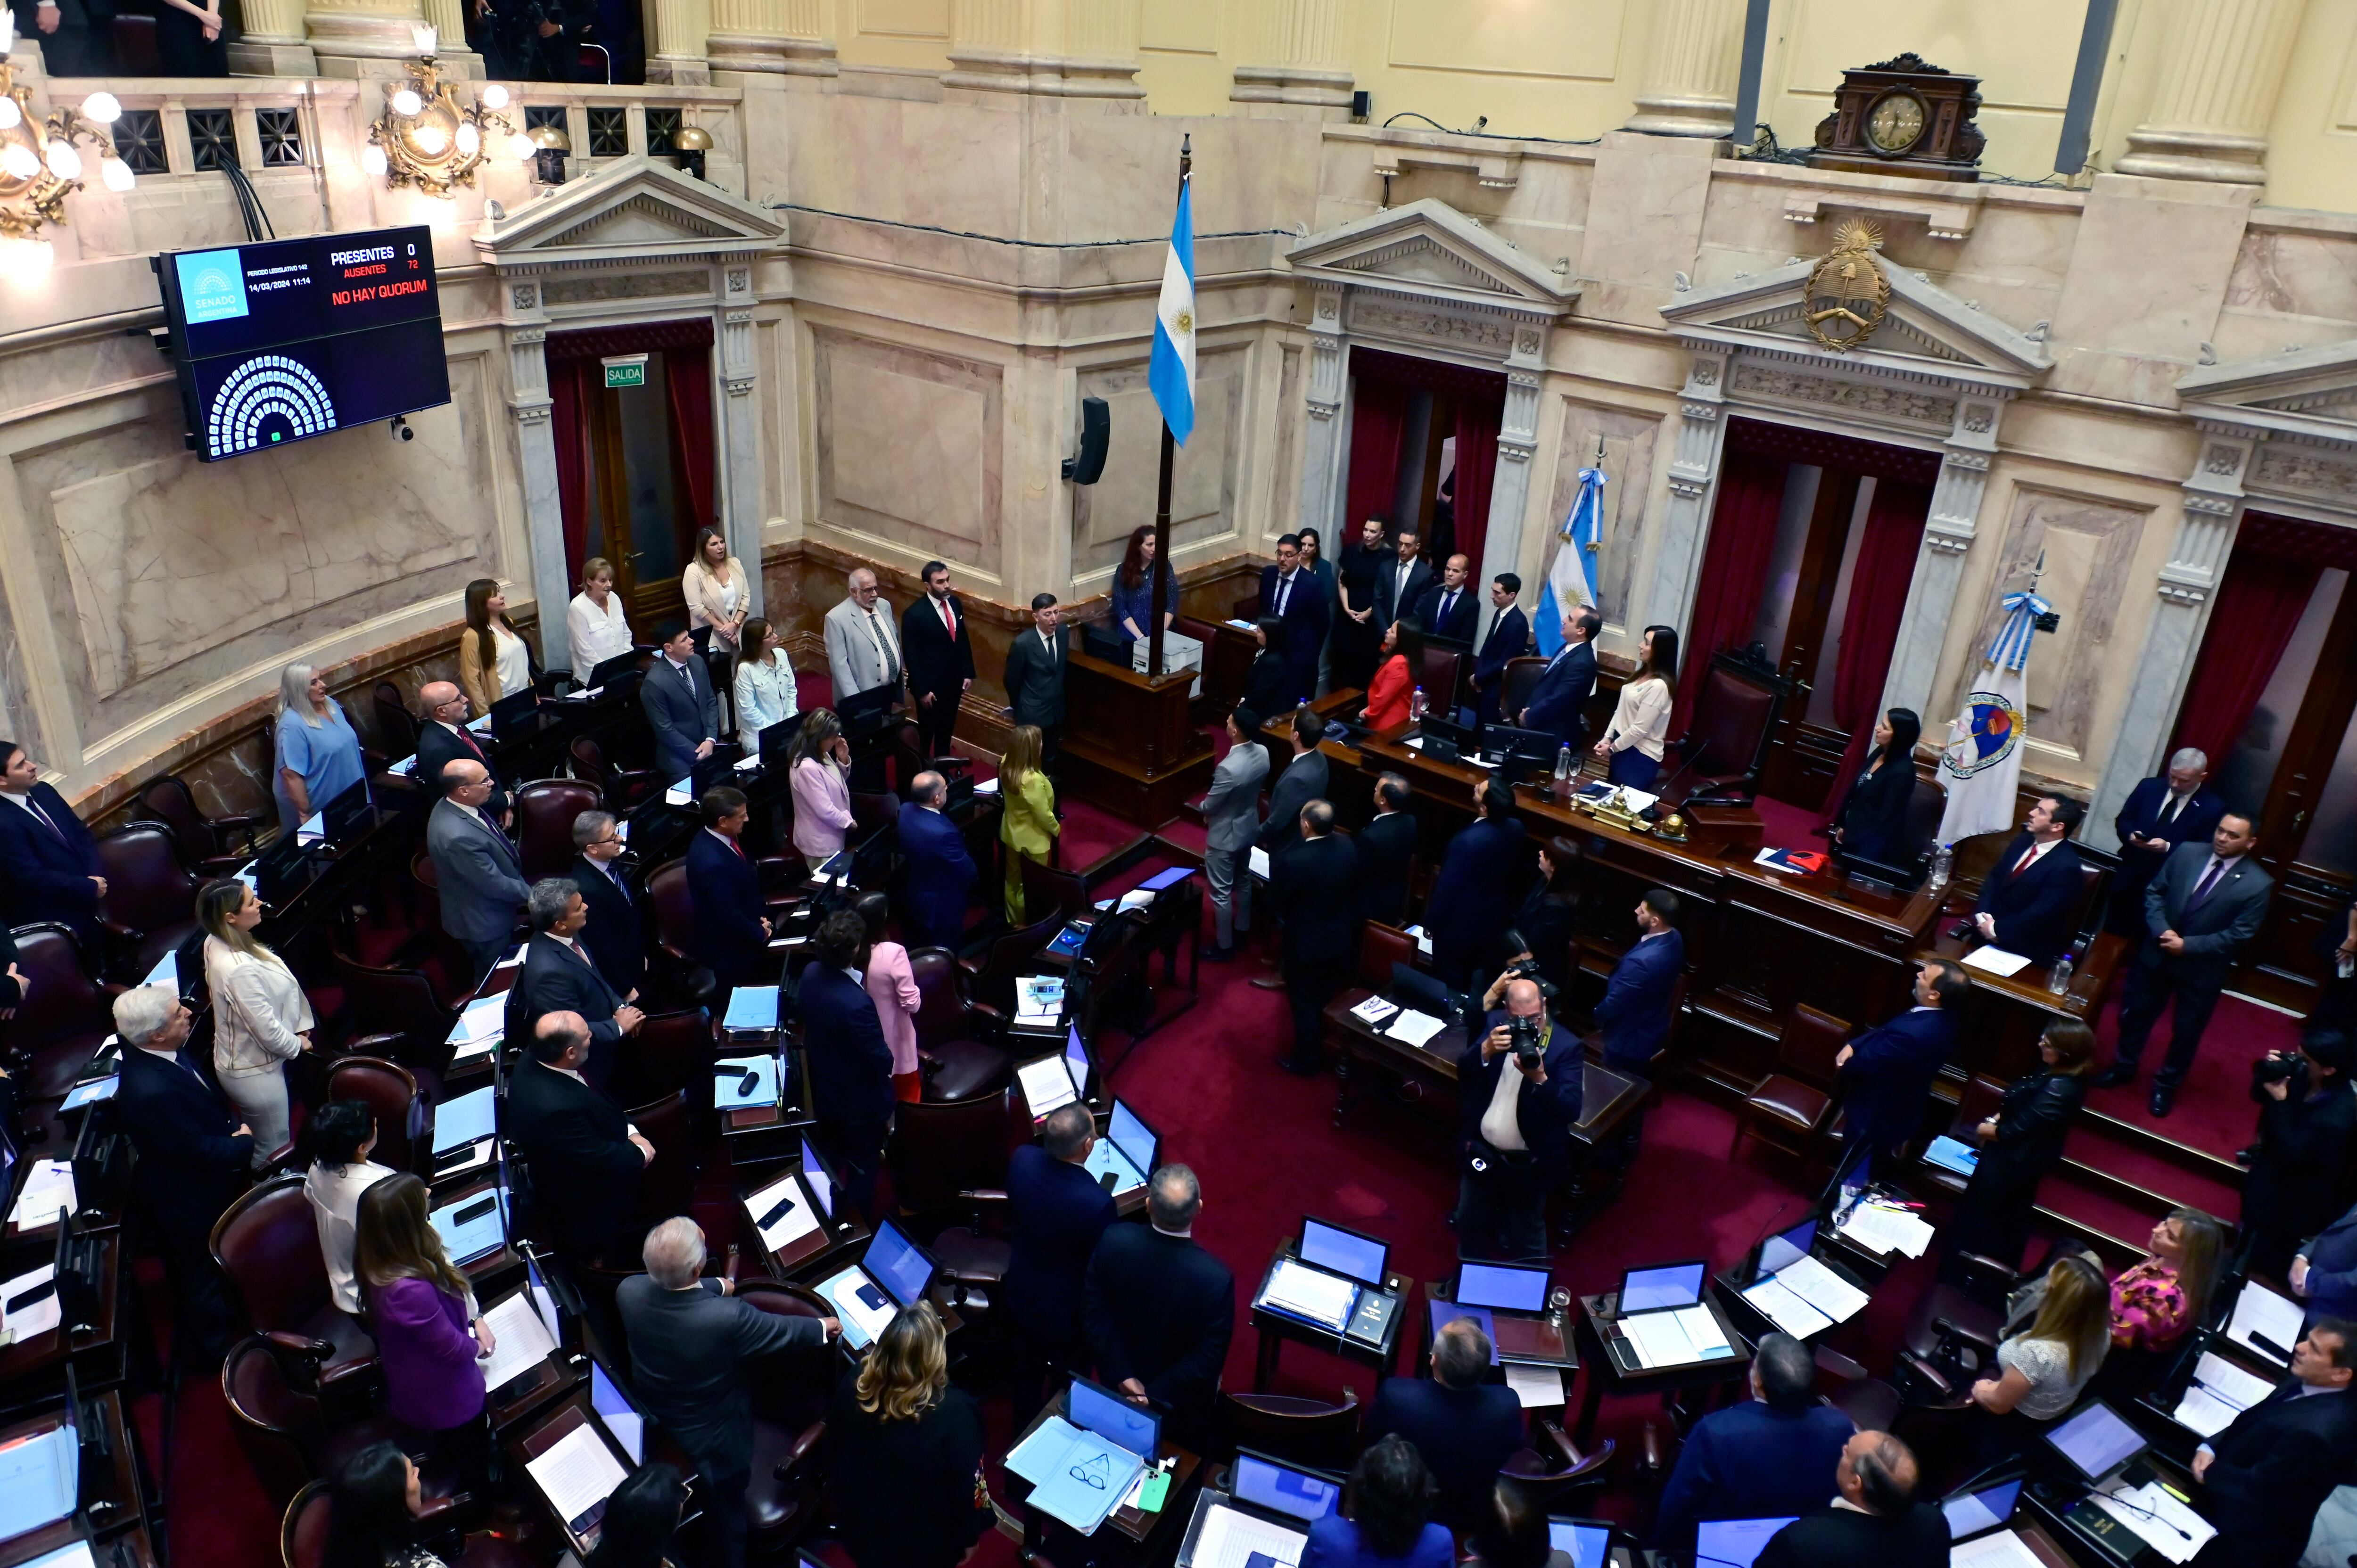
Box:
[1062,396,1110,484]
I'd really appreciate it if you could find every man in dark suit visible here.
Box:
[1258,534,1329,706]
[1413,553,1479,645]
[2242,1029,2356,1282]
[1269,800,1358,1077]
[619,1218,836,1568]
[1596,889,1686,1075]
[569,809,645,999]
[0,740,106,944]
[1469,574,1531,727]
[9,0,111,75]
[1001,593,1069,772]
[1368,1316,1525,1534]
[1655,1333,1857,1552]
[2293,1193,2357,1327]
[1005,1104,1119,1423]
[2097,813,2275,1117]
[1372,527,1434,636]
[1456,973,1583,1261]
[643,621,723,785]
[505,1012,653,1269]
[684,785,771,990]
[1519,607,1599,753]
[898,771,978,951]
[1257,708,1330,861]
[1241,618,1295,720]
[1354,773,1418,928]
[2110,747,2228,947]
[900,560,976,763]
[1426,780,1529,990]
[799,911,895,1216]
[412,681,510,820]
[510,878,643,1089]
[1835,961,1967,1180]
[1967,796,2088,968]
[427,759,530,977]
[1756,1432,1947,1568]
[114,983,252,1367]
[2193,1318,2357,1568]
[1084,1164,1235,1452]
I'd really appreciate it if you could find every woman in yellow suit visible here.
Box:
[999,724,1059,923]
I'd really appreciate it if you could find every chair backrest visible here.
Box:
[966,916,1059,1010]
[330,954,456,1069]
[731,1281,836,1429]
[907,947,977,1050]
[1020,858,1088,928]
[1901,776,1945,869]
[850,789,901,837]
[608,1008,712,1110]
[1357,923,1416,990]
[1215,1388,1361,1469]
[885,1090,1014,1215]
[5,924,110,1055]
[373,683,421,763]
[625,1090,695,1221]
[515,779,602,880]
[2070,861,2106,943]
[1416,645,1466,711]
[644,860,696,959]
[569,734,612,794]
[109,11,164,72]
[283,1478,331,1568]
[324,1057,425,1175]
[222,1334,326,1499]
[1953,1074,2006,1133]
[211,1176,332,1332]
[1947,828,2019,902]
[1500,656,1549,719]
[1774,1003,1851,1087]
[135,777,214,862]
[97,825,201,935]
[1686,656,1785,785]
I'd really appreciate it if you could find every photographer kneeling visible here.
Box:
[2242,1027,2356,1282]
[1455,972,1584,1261]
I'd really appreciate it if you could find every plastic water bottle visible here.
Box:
[1554,744,1573,785]
[1928,844,1953,890]
[2048,951,2074,997]
[1411,685,1426,721]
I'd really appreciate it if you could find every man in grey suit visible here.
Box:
[824,567,903,705]
[426,759,530,977]
[642,621,721,785]
[2096,812,2275,1117]
[1000,593,1069,772]
[1202,706,1270,963]
[619,1218,836,1568]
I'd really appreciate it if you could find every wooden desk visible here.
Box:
[1246,1243,1412,1391]
[507,1395,643,1560]
[1063,652,1216,826]
[1569,1290,1751,1448]
[1422,1281,1576,1370]
[738,1167,868,1281]
[1003,1385,1203,1563]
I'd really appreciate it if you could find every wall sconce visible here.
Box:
[670,123,710,181]
[527,122,569,187]
[362,59,513,198]
[0,58,132,283]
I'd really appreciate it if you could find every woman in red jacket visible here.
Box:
[1361,616,1424,731]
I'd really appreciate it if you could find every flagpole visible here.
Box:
[1148,133,1190,681]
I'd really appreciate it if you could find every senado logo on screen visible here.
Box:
[174,250,249,324]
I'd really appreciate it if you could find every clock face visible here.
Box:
[1867,92,1926,154]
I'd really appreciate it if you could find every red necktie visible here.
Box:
[2011,846,2037,878]
[939,598,957,640]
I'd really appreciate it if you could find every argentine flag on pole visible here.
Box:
[1533,464,1604,657]
[1147,176,1196,446]
[1935,588,2051,846]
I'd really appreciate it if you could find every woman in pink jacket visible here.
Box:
[789,709,857,870]
[856,891,924,1102]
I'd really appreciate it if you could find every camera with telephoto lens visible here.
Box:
[1496,931,1559,1000]
[1507,1012,1544,1070]
[2254,1049,2310,1096]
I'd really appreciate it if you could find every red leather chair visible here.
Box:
[136,775,264,876]
[223,1335,419,1502]
[324,1057,427,1176]
[97,825,204,978]
[569,735,658,814]
[108,12,164,71]
[1502,1420,1615,1514]
[605,1008,713,1113]
[1664,655,1787,803]
[373,682,421,765]
[211,1176,379,1396]
[626,1090,696,1227]
[907,947,1009,1102]
[885,1089,1014,1220]
[1415,645,1467,715]
[957,914,1059,1015]
[1499,657,1549,722]
[514,779,602,881]
[732,1281,838,1552]
[1216,1389,1361,1469]
[850,788,901,837]
[1019,859,1088,929]
[329,954,457,1091]
[3,923,119,1104]
[643,860,718,1007]
[1356,923,1417,990]
[1729,1003,1850,1167]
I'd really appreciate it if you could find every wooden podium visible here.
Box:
[1060,650,1215,826]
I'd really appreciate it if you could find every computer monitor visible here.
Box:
[1420,714,1477,759]
[587,650,650,689]
[1620,1260,1707,1313]
[837,681,898,730]
[1107,1100,1157,1177]
[321,777,373,844]
[1138,865,1195,893]
[1300,1218,1386,1287]
[799,1137,833,1220]
[1455,1261,1549,1314]
[589,1361,644,1464]
[253,827,313,904]
[1063,1026,1091,1100]
[2044,1399,2147,1482]
[864,1219,934,1308]
[1547,1519,1612,1568]
[1482,723,1558,760]
[1941,1477,2023,1541]
[1758,1218,1817,1275]
[759,714,806,767]
[1695,1517,1796,1568]
[489,686,539,739]
[1390,963,1462,1023]
[1232,1451,1341,1523]
[1832,846,1927,892]
[1069,1375,1161,1459]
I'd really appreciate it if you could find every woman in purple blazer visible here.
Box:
[356,1174,494,1489]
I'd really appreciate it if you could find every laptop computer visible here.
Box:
[1256,1217,1399,1346]
[251,826,313,906]
[837,681,898,731]
[2044,1398,2149,1484]
[1695,1516,1796,1568]
[321,777,374,846]
[1418,714,1478,763]
[1069,1374,1161,1461]
[1228,1450,1341,1523]
[588,1358,645,1464]
[1618,1259,1708,1314]
[1756,1218,1816,1276]
[587,650,652,689]
[1456,1260,1551,1314]
[1016,1027,1094,1121]
[799,1136,835,1224]
[1083,1100,1157,1196]
[489,686,540,740]
[815,1218,937,1350]
[1481,723,1558,763]
[1176,1450,1341,1568]
[1547,1517,1614,1568]
[758,714,805,769]
[1942,1474,2024,1541]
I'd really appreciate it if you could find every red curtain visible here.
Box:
[549,361,593,578]
[2168,546,2317,766]
[1813,479,1932,823]
[1344,377,1409,535]
[1450,392,1504,575]
[665,344,718,534]
[1673,450,1789,739]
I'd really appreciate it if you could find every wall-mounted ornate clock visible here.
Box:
[1808,53,1985,182]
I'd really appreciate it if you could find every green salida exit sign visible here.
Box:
[603,354,649,389]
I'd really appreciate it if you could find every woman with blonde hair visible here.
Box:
[733,616,799,749]
[568,558,635,673]
[827,1303,988,1568]
[199,878,313,1166]
[456,578,536,716]
[789,708,857,870]
[272,661,364,834]
[682,527,749,657]
[355,1174,494,1490]
[1972,1253,2110,1437]
[999,724,1060,924]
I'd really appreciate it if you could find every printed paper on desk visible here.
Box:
[1249,848,1271,880]
[1351,995,1401,1026]
[452,994,507,1045]
[1740,1276,1832,1339]
[1774,1255,1869,1323]
[1962,947,2035,979]
[2093,1478,2215,1564]
[734,755,762,773]
[434,1087,497,1153]
[747,1173,821,1253]
[8,1160,75,1229]
[143,951,179,989]
[723,985,781,1032]
[664,782,692,806]
[478,1291,557,1390]
[2170,1385,2242,1439]
[817,1265,897,1347]
[469,714,494,734]
[0,1263,61,1346]
[0,1421,78,1538]
[18,1543,98,1568]
[973,778,1001,796]
[1385,1010,1448,1049]
[527,1423,628,1534]
[1952,1530,2046,1568]
[2190,1351,2274,1412]
[493,944,526,971]
[1671,1303,1732,1357]
[1259,1258,1354,1330]
[2226,1280,2303,1362]
[1005,1415,1085,1485]
[713,1054,782,1110]
[1839,1202,1934,1258]
[1620,1310,1701,1370]
[1194,1502,1310,1568]
[1017,1055,1080,1117]
[1504,1363,1563,1408]
[58,1076,116,1112]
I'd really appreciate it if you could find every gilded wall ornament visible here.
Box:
[1804,219,1890,353]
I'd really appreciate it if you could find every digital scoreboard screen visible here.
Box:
[154,225,451,462]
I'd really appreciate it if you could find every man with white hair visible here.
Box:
[2109,747,2227,952]
[824,567,903,706]
[113,982,253,1367]
[1083,1164,1235,1450]
[618,1217,836,1568]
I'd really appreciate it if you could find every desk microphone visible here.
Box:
[1650,743,1707,809]
[1739,1199,1795,1278]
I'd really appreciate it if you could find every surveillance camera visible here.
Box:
[390,415,414,441]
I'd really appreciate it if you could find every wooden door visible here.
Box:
[587,367,691,629]
[1760,469,1862,808]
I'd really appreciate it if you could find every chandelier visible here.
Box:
[0,49,134,280]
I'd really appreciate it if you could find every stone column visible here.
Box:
[2116,0,2305,184]
[717,270,767,619]
[1477,324,1549,598]
[709,0,834,74]
[1626,0,1746,137]
[229,0,318,76]
[1879,394,2003,723]
[303,0,440,77]
[942,0,1143,98]
[501,290,575,673]
[1640,347,1731,633]
[2085,432,2251,849]
[1295,283,1349,539]
[1232,0,1352,119]
[645,0,711,84]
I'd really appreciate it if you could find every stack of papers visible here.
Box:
[816,1264,898,1347]
[1952,1531,2047,1568]
[2170,1351,2276,1437]
[478,1290,558,1390]
[1620,1305,1736,1369]
[0,1420,79,1537]
[0,1264,61,1346]
[492,944,526,971]
[746,1172,822,1253]
[8,1161,75,1229]
[143,951,179,990]
[1385,1010,1448,1049]
[1017,1055,1081,1116]
[973,778,1001,796]
[1015,977,1064,1028]
[1005,1414,1145,1535]
[723,985,781,1033]
[734,755,762,773]
[664,782,693,806]
[1837,1201,1935,1258]
[1259,1259,1355,1330]
[2225,1280,2302,1363]
[713,1054,782,1110]
[433,1087,497,1154]
[1249,847,1272,880]
[1740,1255,1869,1339]
[526,1423,629,1535]
[1114,888,1154,913]
[1351,995,1400,1026]
[1962,947,2034,979]
[1405,925,1435,957]
[449,994,507,1059]
[1193,1502,1308,1568]
[2092,1477,2216,1563]
[1504,1363,1564,1408]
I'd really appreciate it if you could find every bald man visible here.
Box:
[413,680,509,820]
[1415,553,1479,645]
[426,757,530,976]
[1756,1431,1946,1568]
[1455,970,1583,1260]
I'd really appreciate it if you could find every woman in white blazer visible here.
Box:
[199,879,313,1167]
[301,1099,394,1316]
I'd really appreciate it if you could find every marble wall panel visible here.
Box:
[812,328,1005,575]
[1071,345,1245,580]
[1540,397,1662,640]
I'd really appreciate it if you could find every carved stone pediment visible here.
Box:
[1287,198,1578,316]
[473,156,783,271]
[2178,341,2357,449]
[1662,256,2051,393]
